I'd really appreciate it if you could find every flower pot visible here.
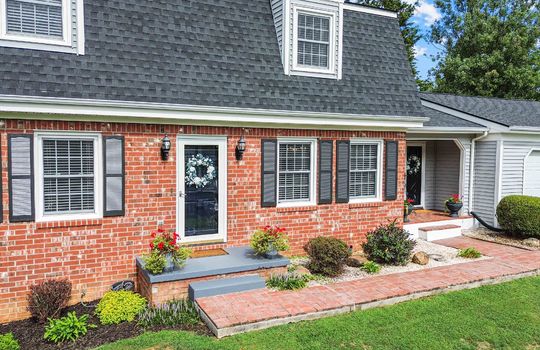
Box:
[164,253,175,272]
[446,202,463,217]
[404,204,414,222]
[264,243,279,259]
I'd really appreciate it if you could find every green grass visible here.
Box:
[98,276,540,350]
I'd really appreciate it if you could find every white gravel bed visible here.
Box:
[290,239,491,285]
[463,228,539,251]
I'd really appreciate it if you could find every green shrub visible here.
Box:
[27,279,72,323]
[95,291,146,325]
[138,299,199,328]
[497,195,540,238]
[362,221,416,266]
[266,273,308,290]
[304,237,350,276]
[250,225,289,255]
[361,261,381,274]
[142,252,167,275]
[44,312,95,343]
[457,247,482,259]
[0,333,19,350]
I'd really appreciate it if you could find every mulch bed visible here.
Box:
[0,301,211,350]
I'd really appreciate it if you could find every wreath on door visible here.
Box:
[406,155,421,175]
[185,153,216,188]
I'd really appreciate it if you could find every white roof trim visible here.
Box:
[408,126,489,134]
[342,4,397,18]
[0,94,427,130]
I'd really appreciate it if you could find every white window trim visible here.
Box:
[291,6,337,77]
[277,138,317,208]
[349,139,383,204]
[34,131,103,222]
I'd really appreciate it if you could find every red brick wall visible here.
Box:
[0,120,405,322]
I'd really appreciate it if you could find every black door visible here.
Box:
[406,146,422,206]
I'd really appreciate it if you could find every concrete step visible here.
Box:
[189,274,266,300]
[418,224,462,241]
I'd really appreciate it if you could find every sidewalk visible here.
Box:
[196,237,540,337]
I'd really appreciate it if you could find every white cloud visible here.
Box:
[414,0,442,26]
[414,45,428,58]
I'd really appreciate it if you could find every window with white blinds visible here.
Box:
[349,143,380,199]
[41,138,95,214]
[297,13,330,68]
[6,0,64,38]
[278,141,314,203]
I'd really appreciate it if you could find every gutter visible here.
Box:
[0,94,428,130]
[468,131,489,214]
[408,127,489,134]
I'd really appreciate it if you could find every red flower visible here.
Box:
[151,232,156,238]
[150,243,154,249]
[158,242,165,250]
[157,228,165,233]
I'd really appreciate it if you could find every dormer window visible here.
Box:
[297,13,330,69]
[0,0,84,54]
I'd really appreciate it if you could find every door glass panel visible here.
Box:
[406,146,422,206]
[184,145,219,237]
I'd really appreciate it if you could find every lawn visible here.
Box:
[98,276,540,350]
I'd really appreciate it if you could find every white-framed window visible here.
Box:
[34,132,102,222]
[277,138,317,207]
[0,0,84,54]
[291,6,338,78]
[349,140,383,202]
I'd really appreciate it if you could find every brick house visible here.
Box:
[0,0,429,322]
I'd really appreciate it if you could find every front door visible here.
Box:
[406,145,423,206]
[177,136,227,243]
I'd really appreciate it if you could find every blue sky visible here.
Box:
[407,0,443,80]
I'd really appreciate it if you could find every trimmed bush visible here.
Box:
[95,291,146,325]
[0,333,19,350]
[362,221,416,266]
[497,195,540,238]
[138,299,199,328]
[27,279,72,323]
[44,312,95,343]
[304,237,350,277]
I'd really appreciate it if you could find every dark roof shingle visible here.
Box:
[421,105,485,128]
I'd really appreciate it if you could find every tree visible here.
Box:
[358,0,421,77]
[429,0,540,100]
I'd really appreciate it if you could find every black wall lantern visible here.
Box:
[235,135,246,160]
[161,134,171,161]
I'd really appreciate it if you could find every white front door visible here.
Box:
[177,136,227,244]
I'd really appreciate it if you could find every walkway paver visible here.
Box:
[196,237,540,337]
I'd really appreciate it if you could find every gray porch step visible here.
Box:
[189,274,266,300]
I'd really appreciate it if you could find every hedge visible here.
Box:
[496,195,540,238]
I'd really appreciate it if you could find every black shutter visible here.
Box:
[103,136,125,216]
[8,134,34,222]
[385,140,398,201]
[318,140,333,204]
[261,139,277,207]
[335,140,350,203]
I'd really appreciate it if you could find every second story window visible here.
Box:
[6,0,63,39]
[297,13,330,69]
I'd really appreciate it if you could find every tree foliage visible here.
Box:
[429,0,540,100]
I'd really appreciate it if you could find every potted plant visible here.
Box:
[403,198,414,222]
[143,229,192,274]
[445,194,463,217]
[250,225,289,259]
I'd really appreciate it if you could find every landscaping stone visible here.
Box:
[412,251,430,265]
[522,238,540,248]
[346,255,367,267]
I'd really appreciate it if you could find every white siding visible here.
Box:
[500,141,540,197]
[524,151,540,196]
[270,0,284,60]
[457,138,472,214]
[473,141,497,225]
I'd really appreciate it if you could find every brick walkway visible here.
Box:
[196,237,540,337]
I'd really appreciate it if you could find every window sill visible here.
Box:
[35,218,103,230]
[277,205,318,213]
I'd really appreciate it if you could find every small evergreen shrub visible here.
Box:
[304,237,350,276]
[142,252,167,275]
[361,261,381,274]
[44,312,95,343]
[95,291,146,325]
[0,333,19,350]
[27,279,72,323]
[266,273,308,290]
[138,299,199,328]
[362,221,416,266]
[457,247,482,259]
[497,195,540,238]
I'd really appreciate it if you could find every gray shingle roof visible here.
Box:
[0,0,423,118]
[421,105,485,128]
[420,93,540,128]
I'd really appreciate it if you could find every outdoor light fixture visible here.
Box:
[235,135,246,160]
[161,134,171,161]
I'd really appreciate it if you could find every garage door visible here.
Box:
[524,151,540,196]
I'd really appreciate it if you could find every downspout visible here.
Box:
[468,131,489,214]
